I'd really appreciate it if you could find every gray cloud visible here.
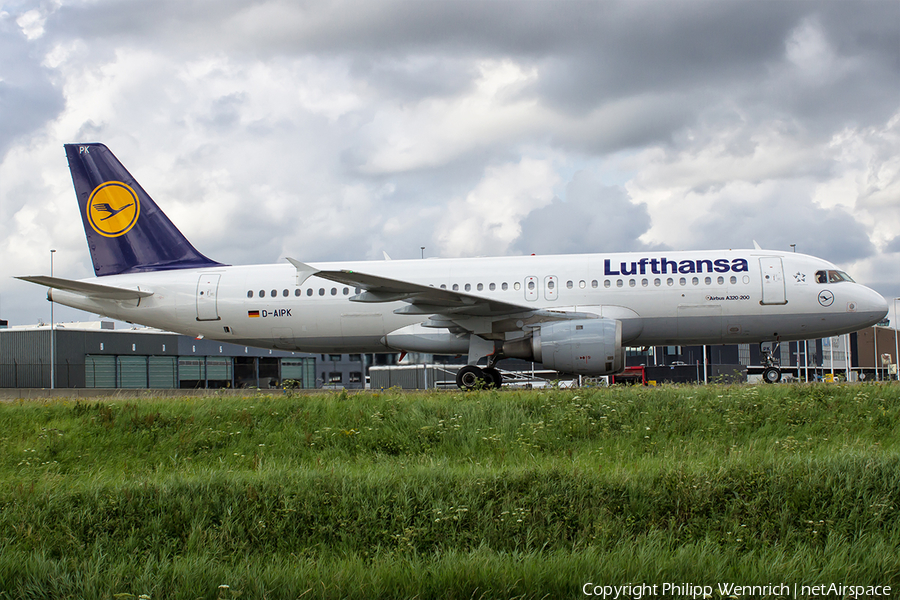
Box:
[693,189,875,265]
[0,0,897,327]
[0,14,64,158]
[513,171,661,256]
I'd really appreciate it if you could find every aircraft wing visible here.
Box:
[16,276,154,300]
[287,258,594,334]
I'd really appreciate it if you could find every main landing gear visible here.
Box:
[456,362,503,390]
[760,341,782,384]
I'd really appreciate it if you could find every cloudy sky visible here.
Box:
[1,0,898,326]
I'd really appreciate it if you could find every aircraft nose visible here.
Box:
[856,285,888,323]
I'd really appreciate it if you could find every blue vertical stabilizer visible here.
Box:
[65,143,223,276]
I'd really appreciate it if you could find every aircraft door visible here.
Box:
[759,257,787,305]
[544,276,558,301]
[196,274,221,321]
[524,276,538,301]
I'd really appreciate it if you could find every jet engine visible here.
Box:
[502,318,623,375]
[385,318,624,376]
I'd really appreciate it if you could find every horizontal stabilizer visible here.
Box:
[16,276,153,300]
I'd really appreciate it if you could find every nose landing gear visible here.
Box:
[760,341,782,383]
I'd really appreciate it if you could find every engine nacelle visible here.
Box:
[503,318,623,375]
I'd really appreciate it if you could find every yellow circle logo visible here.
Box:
[86,181,140,237]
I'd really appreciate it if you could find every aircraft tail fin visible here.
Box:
[65,143,223,276]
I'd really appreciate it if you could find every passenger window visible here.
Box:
[654,278,661,287]
[692,277,699,285]
[319,288,325,296]
[629,279,636,287]
[592,280,598,288]
[717,276,724,285]
[547,280,555,290]
[566,280,574,289]
[616,280,623,288]
[527,281,535,290]
[331,288,337,296]
[679,277,686,286]
[730,276,737,284]
[343,288,349,295]
[247,290,253,298]
[295,289,301,296]
[502,282,509,290]
[604,280,611,288]
[452,284,459,291]
[355,288,361,294]
[514,282,521,291]
[465,283,472,291]
[440,284,446,289]
[642,279,648,287]
[704,277,711,285]
[259,290,266,298]
[283,289,289,297]
[269,289,276,297]
[307,289,313,296]
[489,283,496,291]
[477,283,483,291]
[667,278,674,286]
[579,280,586,289]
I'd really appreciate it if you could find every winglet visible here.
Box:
[286,258,320,285]
[753,240,762,250]
[382,251,392,261]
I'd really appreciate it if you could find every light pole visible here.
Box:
[829,336,834,380]
[50,249,56,390]
[846,333,853,381]
[894,298,899,381]
[874,323,879,382]
[805,339,810,382]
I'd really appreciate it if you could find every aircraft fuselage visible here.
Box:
[48,249,888,354]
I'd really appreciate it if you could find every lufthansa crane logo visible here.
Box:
[86,181,140,237]
[818,290,835,307]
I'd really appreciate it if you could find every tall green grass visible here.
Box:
[0,383,898,598]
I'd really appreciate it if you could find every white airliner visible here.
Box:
[18,144,888,388]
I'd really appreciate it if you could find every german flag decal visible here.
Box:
[248,310,260,318]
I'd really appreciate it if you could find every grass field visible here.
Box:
[0,383,898,599]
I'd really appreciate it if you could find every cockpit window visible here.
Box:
[815,270,854,284]
[834,271,854,283]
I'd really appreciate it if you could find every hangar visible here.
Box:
[0,321,324,390]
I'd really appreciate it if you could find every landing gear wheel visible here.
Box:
[456,365,486,390]
[762,367,781,384]
[483,367,503,389]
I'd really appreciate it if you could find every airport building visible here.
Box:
[0,322,374,390]
[624,325,898,383]
[0,320,895,389]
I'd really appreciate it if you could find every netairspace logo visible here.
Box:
[581,582,892,599]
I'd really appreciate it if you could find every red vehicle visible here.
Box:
[610,366,646,385]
